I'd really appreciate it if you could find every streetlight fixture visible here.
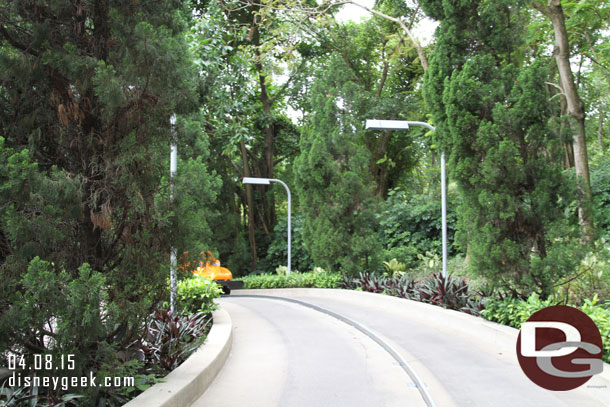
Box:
[242,177,292,274]
[366,119,448,278]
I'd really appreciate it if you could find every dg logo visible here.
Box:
[516,305,604,391]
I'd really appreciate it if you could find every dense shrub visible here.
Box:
[552,238,610,306]
[482,294,609,363]
[377,190,458,268]
[591,155,610,237]
[177,276,223,314]
[241,272,343,289]
[262,214,314,274]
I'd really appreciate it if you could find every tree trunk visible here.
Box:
[254,44,276,229]
[347,1,428,71]
[560,95,574,169]
[374,131,392,197]
[537,0,594,238]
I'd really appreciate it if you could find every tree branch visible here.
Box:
[343,1,428,70]
[0,25,39,57]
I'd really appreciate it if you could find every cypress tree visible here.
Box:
[420,0,584,296]
[0,1,207,398]
[295,57,381,275]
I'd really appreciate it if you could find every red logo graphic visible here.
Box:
[516,305,603,391]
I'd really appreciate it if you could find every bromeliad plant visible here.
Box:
[415,273,483,315]
[344,272,483,315]
[139,309,211,372]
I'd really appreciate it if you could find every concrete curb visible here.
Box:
[237,288,610,384]
[124,305,232,407]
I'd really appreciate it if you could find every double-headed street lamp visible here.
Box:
[366,120,448,278]
[242,177,292,274]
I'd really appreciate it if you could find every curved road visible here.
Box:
[194,289,609,407]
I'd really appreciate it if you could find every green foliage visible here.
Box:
[591,155,610,237]
[416,273,483,315]
[0,383,82,407]
[140,309,211,372]
[581,297,610,363]
[552,238,610,306]
[481,293,555,328]
[176,276,223,314]
[294,56,382,275]
[382,258,406,277]
[344,272,482,315]
[263,214,314,273]
[241,272,343,289]
[1,258,119,377]
[94,360,159,406]
[275,265,290,275]
[421,0,584,297]
[0,1,215,404]
[378,189,458,267]
[482,294,609,363]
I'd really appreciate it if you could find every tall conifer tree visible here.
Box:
[295,57,381,274]
[420,0,584,296]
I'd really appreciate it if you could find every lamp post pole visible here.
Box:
[366,120,447,278]
[242,178,292,274]
[170,114,177,312]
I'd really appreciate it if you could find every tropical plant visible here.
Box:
[382,258,406,278]
[139,309,211,373]
[0,384,82,407]
[415,273,483,315]
[345,272,482,315]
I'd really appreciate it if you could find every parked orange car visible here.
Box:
[181,251,243,294]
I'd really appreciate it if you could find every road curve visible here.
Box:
[194,289,610,407]
[193,296,427,407]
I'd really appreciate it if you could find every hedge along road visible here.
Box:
[193,289,610,407]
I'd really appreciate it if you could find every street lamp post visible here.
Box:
[242,177,292,274]
[366,120,448,278]
[170,114,178,312]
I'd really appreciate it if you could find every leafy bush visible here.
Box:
[378,189,459,267]
[177,276,223,314]
[552,238,610,306]
[481,294,609,363]
[263,214,314,273]
[581,297,610,363]
[591,154,610,237]
[242,272,343,289]
[1,258,120,379]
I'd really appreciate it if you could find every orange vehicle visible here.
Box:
[184,251,243,294]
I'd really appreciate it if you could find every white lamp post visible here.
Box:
[366,120,448,278]
[170,114,178,312]
[242,177,292,274]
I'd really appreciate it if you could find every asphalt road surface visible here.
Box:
[193,289,610,407]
